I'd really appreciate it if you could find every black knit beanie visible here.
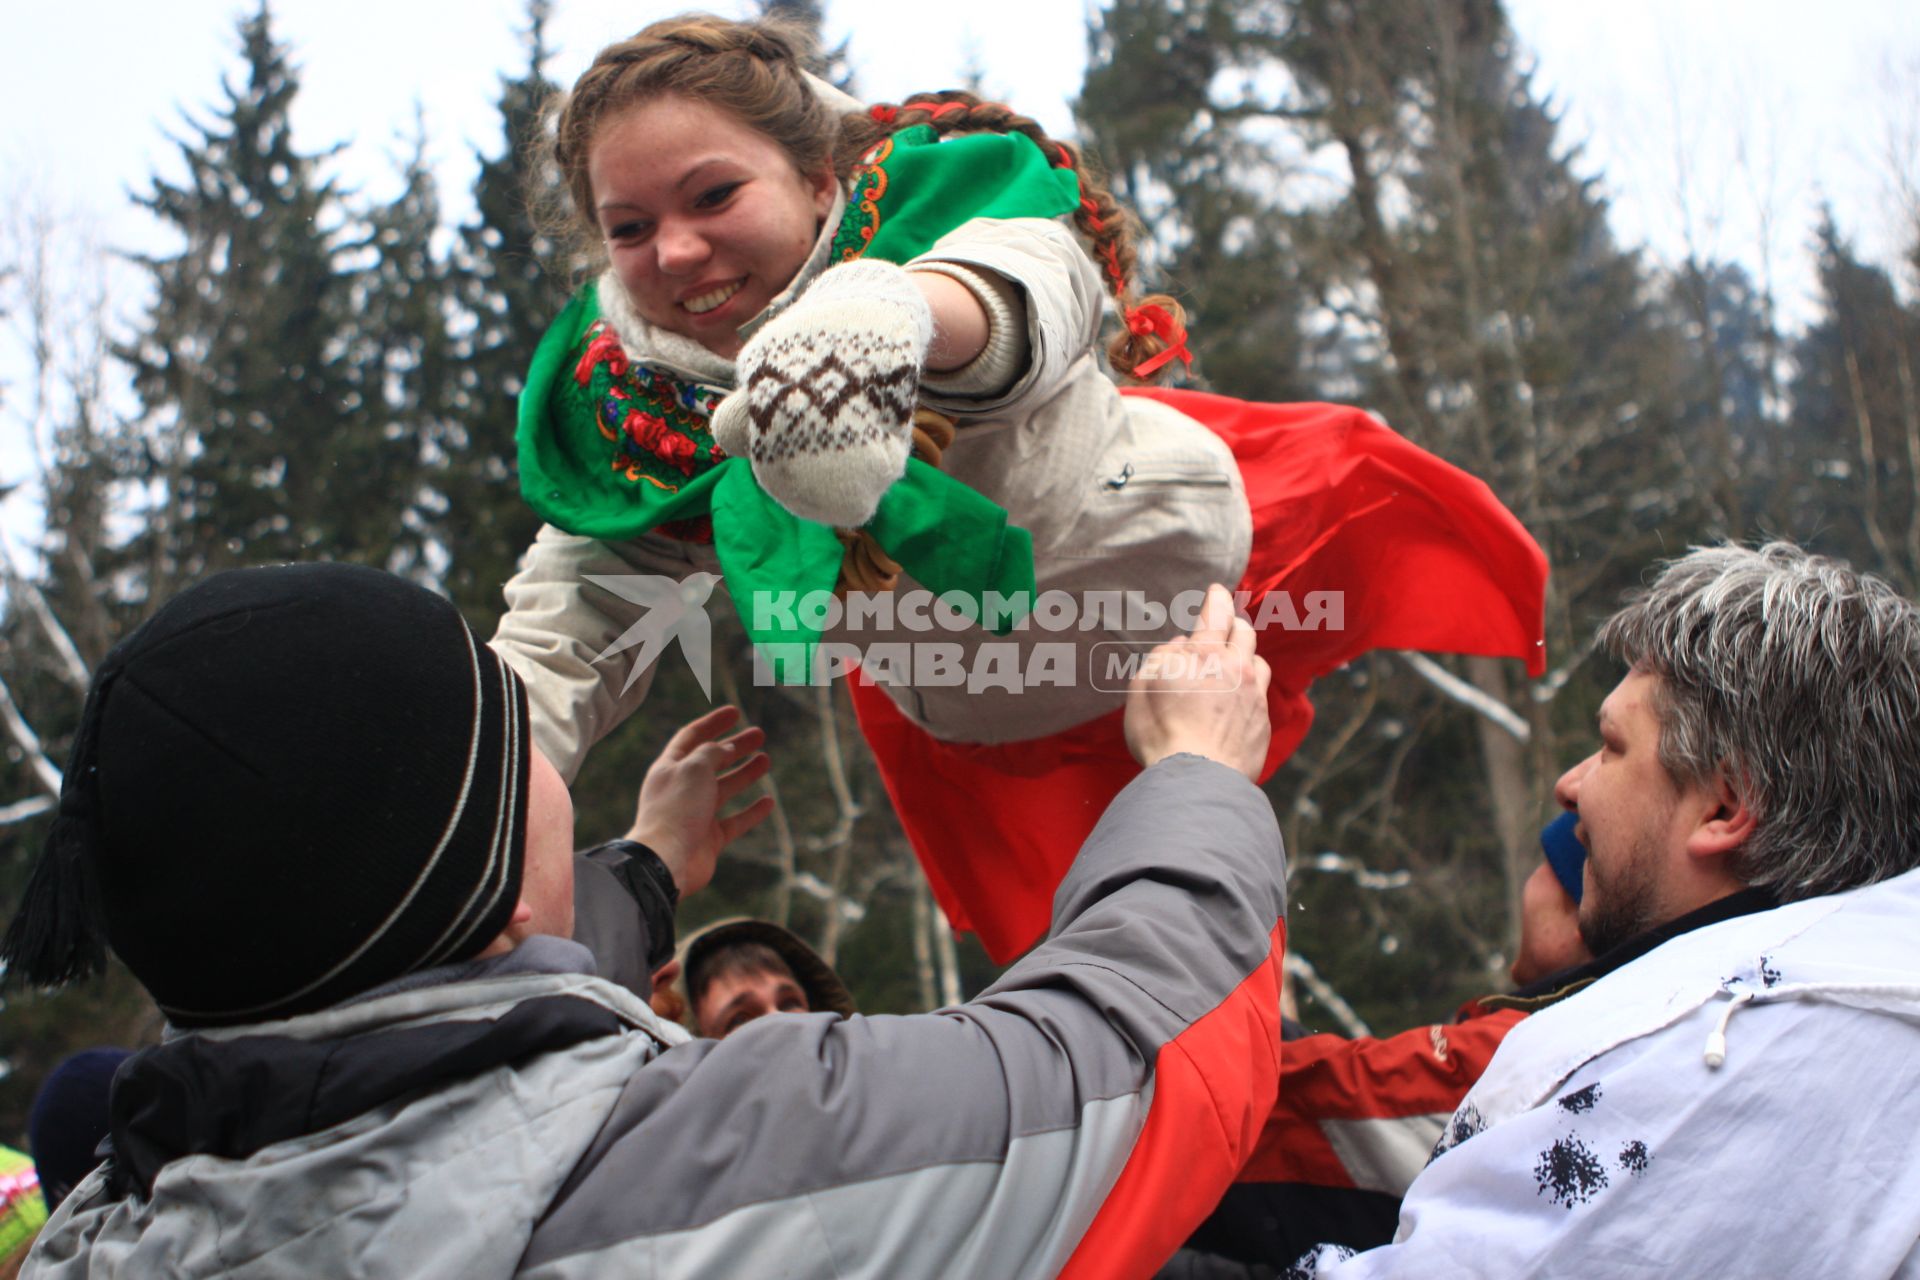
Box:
[0,563,530,1027]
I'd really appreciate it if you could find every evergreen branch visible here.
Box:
[1209,99,1323,126]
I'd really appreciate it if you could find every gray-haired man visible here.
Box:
[1314,542,1920,1275]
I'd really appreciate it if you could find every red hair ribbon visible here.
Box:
[870,104,899,124]
[1126,304,1192,377]
[906,100,970,120]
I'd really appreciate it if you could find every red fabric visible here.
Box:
[851,395,1548,960]
[1056,923,1287,1280]
[849,686,1136,952]
[1243,1009,1526,1189]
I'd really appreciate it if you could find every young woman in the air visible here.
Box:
[493,14,1545,957]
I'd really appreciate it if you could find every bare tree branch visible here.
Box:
[911,862,938,1010]
[1299,851,1412,892]
[0,794,55,825]
[1531,632,1603,706]
[931,896,963,1007]
[0,670,63,797]
[1399,652,1531,742]
[1846,345,1902,578]
[1285,951,1371,1038]
[813,680,864,965]
[1,541,91,690]
[789,871,868,924]
[1283,663,1378,866]
[717,650,795,926]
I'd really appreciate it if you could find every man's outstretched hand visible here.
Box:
[1122,584,1272,780]
[627,706,775,898]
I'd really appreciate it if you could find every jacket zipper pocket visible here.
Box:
[1102,460,1234,491]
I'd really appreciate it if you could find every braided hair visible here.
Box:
[837,90,1187,380]
[544,15,1188,381]
[547,14,839,250]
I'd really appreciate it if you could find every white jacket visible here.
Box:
[1314,866,1920,1277]
[492,199,1251,781]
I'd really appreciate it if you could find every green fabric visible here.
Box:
[832,125,1082,265]
[516,126,1074,672]
[518,286,729,543]
[718,459,1037,682]
[866,126,1081,259]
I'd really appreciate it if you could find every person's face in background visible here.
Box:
[694,966,809,1038]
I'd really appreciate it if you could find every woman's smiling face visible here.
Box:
[589,94,837,358]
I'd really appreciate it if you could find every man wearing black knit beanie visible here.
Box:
[4,562,551,1022]
[4,573,1289,1280]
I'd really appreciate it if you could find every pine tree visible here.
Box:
[346,116,456,582]
[1078,0,1726,1030]
[1288,0,1718,1024]
[759,0,857,92]
[1787,216,1920,589]
[1076,0,1314,401]
[442,0,570,628]
[1663,258,1778,538]
[119,4,396,591]
[0,231,161,1146]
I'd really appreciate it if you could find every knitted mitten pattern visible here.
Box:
[712,259,933,527]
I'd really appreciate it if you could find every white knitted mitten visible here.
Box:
[710,259,933,527]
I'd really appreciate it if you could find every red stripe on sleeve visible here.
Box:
[1056,922,1287,1280]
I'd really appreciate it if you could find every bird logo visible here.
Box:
[583,572,722,699]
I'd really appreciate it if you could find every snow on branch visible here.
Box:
[1400,652,1530,743]
[0,794,55,825]
[790,871,868,924]
[1531,633,1601,706]
[1285,951,1372,1038]
[0,541,91,692]
[0,671,63,798]
[1302,851,1413,892]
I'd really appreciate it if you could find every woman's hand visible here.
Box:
[711,258,933,527]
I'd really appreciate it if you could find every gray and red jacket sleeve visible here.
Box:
[520,753,1287,1280]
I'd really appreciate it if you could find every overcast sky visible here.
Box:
[3,0,1918,535]
[6,1,1915,280]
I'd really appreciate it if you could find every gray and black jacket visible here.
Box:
[26,755,1286,1279]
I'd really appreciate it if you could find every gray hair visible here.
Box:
[1597,541,1920,900]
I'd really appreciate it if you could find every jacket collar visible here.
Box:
[1481,886,1782,1014]
[107,940,662,1200]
